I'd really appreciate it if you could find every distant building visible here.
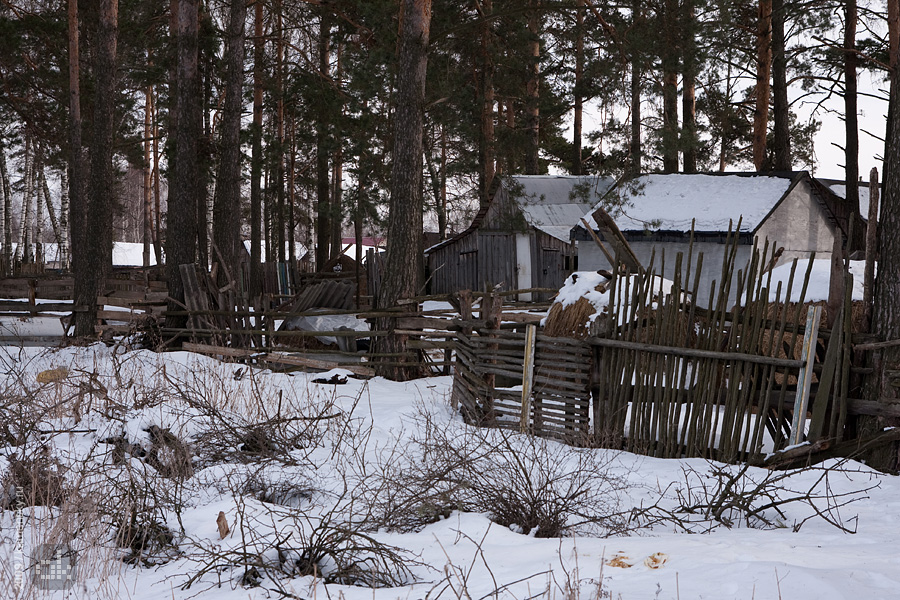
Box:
[426,175,614,301]
[573,172,865,306]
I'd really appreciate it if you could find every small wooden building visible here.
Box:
[573,171,865,306]
[426,175,614,300]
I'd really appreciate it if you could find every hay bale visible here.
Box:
[542,272,611,339]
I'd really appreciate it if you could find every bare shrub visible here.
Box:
[1,446,68,508]
[631,459,876,533]
[365,406,631,538]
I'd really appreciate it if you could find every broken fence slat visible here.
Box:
[789,305,823,447]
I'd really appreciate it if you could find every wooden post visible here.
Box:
[789,305,822,446]
[864,167,879,329]
[520,323,536,433]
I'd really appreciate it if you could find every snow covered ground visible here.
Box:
[0,343,898,600]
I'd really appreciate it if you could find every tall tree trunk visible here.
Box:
[753,0,772,171]
[67,0,83,277]
[524,1,540,175]
[629,0,642,177]
[771,0,791,171]
[315,17,331,269]
[58,169,69,269]
[478,0,495,204]
[143,84,152,268]
[843,0,859,211]
[152,87,162,265]
[682,0,697,173]
[40,166,61,261]
[212,0,246,289]
[274,0,285,263]
[17,136,33,264]
[865,25,900,471]
[861,0,900,470]
[74,0,117,336]
[661,0,679,173]
[166,0,200,328]
[0,139,12,273]
[505,100,516,173]
[249,0,263,299]
[330,40,344,259]
[332,146,343,259]
[288,116,297,263]
[197,5,212,270]
[573,0,584,175]
[34,150,44,265]
[439,125,447,237]
[374,0,432,380]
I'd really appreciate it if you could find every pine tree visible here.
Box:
[374,0,432,381]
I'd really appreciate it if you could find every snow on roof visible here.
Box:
[829,184,879,220]
[511,175,614,241]
[583,173,793,233]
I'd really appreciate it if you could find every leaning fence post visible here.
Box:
[789,305,823,446]
[520,324,537,433]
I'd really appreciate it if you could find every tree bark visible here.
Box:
[18,136,33,264]
[166,0,200,328]
[40,165,61,260]
[865,36,900,472]
[753,0,772,171]
[0,139,12,273]
[288,117,297,263]
[66,0,83,279]
[629,0,642,177]
[74,0,117,337]
[573,0,584,175]
[143,84,152,268]
[58,168,69,270]
[374,0,432,380]
[682,0,697,173]
[771,0,791,171]
[843,0,859,211]
[661,0,679,173]
[524,1,540,175]
[274,0,285,263]
[863,166,879,329]
[212,0,246,290]
[249,0,263,299]
[479,0,495,203]
[152,87,162,266]
[316,17,331,269]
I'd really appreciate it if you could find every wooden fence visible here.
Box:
[453,327,592,443]
[452,230,863,465]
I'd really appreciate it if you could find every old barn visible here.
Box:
[426,175,614,300]
[573,171,865,305]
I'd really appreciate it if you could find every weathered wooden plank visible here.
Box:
[182,342,259,359]
[789,306,822,446]
[586,336,805,369]
[263,352,375,376]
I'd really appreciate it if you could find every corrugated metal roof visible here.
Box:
[511,175,615,241]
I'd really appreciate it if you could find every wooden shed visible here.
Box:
[573,171,865,306]
[426,175,614,301]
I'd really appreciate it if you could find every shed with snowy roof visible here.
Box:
[573,171,864,306]
[426,175,614,301]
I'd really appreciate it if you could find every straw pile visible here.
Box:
[542,272,611,339]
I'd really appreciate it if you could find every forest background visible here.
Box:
[0,0,895,344]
